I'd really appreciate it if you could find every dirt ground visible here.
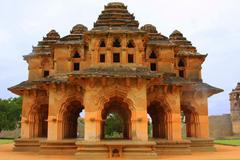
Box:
[0,143,240,160]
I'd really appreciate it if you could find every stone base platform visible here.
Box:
[75,140,158,159]
[154,139,191,155]
[40,139,77,155]
[190,138,216,152]
[12,138,216,157]
[13,138,40,152]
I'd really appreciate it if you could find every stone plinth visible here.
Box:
[13,139,40,152]
[155,139,191,155]
[40,139,77,155]
[190,138,216,152]
[75,140,158,159]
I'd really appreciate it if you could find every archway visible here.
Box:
[29,104,48,138]
[147,101,170,139]
[61,100,84,139]
[101,97,131,139]
[181,106,199,138]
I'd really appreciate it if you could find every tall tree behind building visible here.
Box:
[0,97,22,133]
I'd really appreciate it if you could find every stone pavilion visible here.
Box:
[9,2,223,159]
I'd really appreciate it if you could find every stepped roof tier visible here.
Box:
[141,24,173,47]
[24,30,60,58]
[169,30,197,53]
[92,2,139,31]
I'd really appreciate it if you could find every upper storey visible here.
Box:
[23,2,206,82]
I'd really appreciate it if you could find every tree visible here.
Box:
[104,113,124,138]
[0,97,22,133]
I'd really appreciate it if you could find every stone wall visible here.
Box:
[0,128,20,139]
[209,114,233,138]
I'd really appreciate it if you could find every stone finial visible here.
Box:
[44,29,60,40]
[169,30,184,39]
[71,24,88,34]
[140,24,158,33]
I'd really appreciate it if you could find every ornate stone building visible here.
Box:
[230,83,240,135]
[9,2,222,159]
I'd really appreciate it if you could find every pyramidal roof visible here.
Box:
[92,2,139,30]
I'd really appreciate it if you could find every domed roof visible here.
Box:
[71,24,88,34]
[43,30,60,40]
[93,2,139,30]
[140,24,158,33]
[169,30,184,40]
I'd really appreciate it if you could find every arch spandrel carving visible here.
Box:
[94,87,136,120]
[27,96,48,119]
[147,91,175,112]
[57,96,84,121]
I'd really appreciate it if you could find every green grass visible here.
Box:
[215,139,240,146]
[0,139,14,144]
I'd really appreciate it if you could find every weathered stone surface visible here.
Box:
[209,114,233,138]
[8,1,222,158]
[230,83,240,135]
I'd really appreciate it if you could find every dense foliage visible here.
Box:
[104,113,124,138]
[0,97,22,133]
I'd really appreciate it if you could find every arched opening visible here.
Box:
[178,58,185,67]
[99,40,106,48]
[127,40,135,48]
[73,51,81,58]
[113,38,121,48]
[84,43,89,51]
[149,51,157,59]
[147,101,170,139]
[101,97,131,139]
[178,59,185,78]
[181,106,199,138]
[41,59,50,78]
[112,148,120,157]
[61,101,84,139]
[29,104,48,138]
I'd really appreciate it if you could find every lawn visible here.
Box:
[0,139,14,144]
[215,139,240,146]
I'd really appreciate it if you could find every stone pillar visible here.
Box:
[132,110,148,141]
[128,81,148,141]
[84,111,100,141]
[83,85,101,141]
[169,113,182,140]
[197,114,209,138]
[20,92,36,139]
[165,86,182,140]
[47,85,62,140]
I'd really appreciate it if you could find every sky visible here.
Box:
[0,0,239,115]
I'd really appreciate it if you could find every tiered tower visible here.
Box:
[230,83,240,135]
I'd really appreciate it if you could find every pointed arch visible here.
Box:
[28,103,48,138]
[149,50,157,59]
[127,40,135,48]
[178,58,185,67]
[73,51,81,58]
[99,39,106,48]
[181,105,200,138]
[57,96,84,139]
[113,38,121,48]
